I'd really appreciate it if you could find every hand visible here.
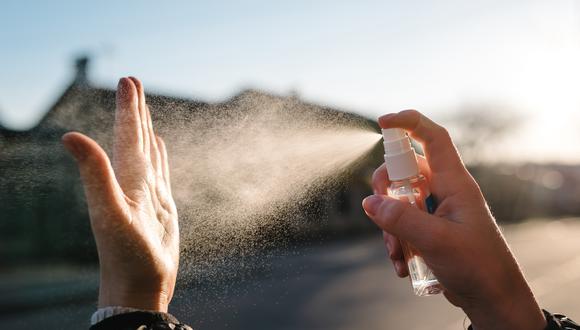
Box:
[62,77,179,312]
[362,110,545,330]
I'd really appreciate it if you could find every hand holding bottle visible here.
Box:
[362,110,546,330]
[381,127,442,296]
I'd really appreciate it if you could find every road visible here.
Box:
[2,219,580,329]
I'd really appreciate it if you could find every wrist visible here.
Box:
[465,282,545,330]
[98,286,170,312]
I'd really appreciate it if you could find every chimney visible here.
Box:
[74,55,90,86]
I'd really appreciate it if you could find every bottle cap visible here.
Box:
[381,128,419,181]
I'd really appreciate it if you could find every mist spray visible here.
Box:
[382,128,442,296]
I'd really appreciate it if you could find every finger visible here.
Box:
[114,78,147,193]
[383,231,408,277]
[156,136,171,191]
[362,194,450,252]
[128,77,150,158]
[114,77,142,155]
[394,260,409,278]
[62,132,125,222]
[378,110,466,176]
[416,155,431,177]
[372,156,431,195]
[146,105,163,176]
[372,164,388,195]
[383,231,404,261]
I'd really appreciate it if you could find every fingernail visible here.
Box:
[118,77,128,88]
[394,260,403,273]
[128,76,140,88]
[362,195,385,217]
[117,78,128,98]
[378,113,396,123]
[117,77,137,107]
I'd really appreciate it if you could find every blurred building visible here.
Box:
[472,163,580,221]
[0,57,380,265]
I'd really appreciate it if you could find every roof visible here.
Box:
[0,58,376,141]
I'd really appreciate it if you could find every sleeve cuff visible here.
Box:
[90,306,143,325]
[544,309,580,329]
[89,309,192,330]
[467,309,580,330]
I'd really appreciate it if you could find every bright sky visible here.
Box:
[1,0,579,163]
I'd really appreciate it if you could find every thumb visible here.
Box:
[62,132,124,217]
[362,195,449,251]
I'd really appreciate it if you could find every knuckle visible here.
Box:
[376,200,407,229]
[434,125,451,141]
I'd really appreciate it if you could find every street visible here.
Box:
[2,219,580,329]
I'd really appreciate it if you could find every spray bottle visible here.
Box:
[382,128,442,296]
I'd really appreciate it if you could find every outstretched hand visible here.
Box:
[362,110,545,330]
[62,77,178,312]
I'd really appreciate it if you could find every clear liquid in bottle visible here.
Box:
[388,174,442,296]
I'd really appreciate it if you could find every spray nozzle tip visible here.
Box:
[381,128,407,142]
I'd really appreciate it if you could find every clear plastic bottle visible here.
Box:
[382,128,442,296]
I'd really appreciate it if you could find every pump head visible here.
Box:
[381,128,420,181]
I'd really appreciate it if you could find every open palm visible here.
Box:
[62,77,178,312]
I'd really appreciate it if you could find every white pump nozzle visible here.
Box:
[382,128,419,181]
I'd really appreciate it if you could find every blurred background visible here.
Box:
[2,0,580,329]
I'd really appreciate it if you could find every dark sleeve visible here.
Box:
[544,310,580,329]
[467,310,579,330]
[89,311,192,330]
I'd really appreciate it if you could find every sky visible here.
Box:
[1,0,580,163]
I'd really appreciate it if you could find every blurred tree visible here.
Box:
[442,103,523,165]
[442,103,528,222]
